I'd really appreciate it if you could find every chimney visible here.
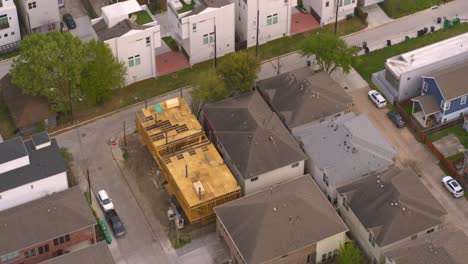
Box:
[31,132,51,150]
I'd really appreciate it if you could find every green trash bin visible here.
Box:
[405,36,410,42]
[454,18,461,25]
[99,219,112,245]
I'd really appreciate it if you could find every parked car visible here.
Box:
[442,176,464,198]
[387,111,405,128]
[97,190,114,212]
[368,90,387,108]
[63,14,76,30]
[105,209,126,238]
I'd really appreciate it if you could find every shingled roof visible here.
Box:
[215,175,348,264]
[203,91,306,179]
[337,166,447,247]
[257,68,353,129]
[425,61,468,101]
[0,74,56,129]
[93,19,150,41]
[43,242,115,264]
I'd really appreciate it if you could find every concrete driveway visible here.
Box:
[364,4,394,29]
[351,87,468,236]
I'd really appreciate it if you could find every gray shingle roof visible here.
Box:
[295,113,396,189]
[32,131,50,147]
[337,166,447,247]
[93,19,150,41]
[384,227,468,264]
[214,175,348,264]
[0,137,27,164]
[42,242,115,264]
[257,68,353,129]
[0,136,67,192]
[0,187,96,256]
[203,91,306,179]
[426,61,468,101]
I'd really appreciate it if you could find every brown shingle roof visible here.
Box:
[214,175,348,264]
[42,242,115,264]
[0,187,96,255]
[0,74,56,129]
[203,91,306,179]
[426,61,468,101]
[411,95,440,115]
[337,167,447,247]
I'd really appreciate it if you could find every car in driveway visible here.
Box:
[368,90,387,108]
[105,209,126,238]
[387,110,405,128]
[97,190,114,212]
[442,176,464,198]
[63,14,76,30]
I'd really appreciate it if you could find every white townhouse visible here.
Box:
[92,0,161,84]
[17,0,60,34]
[0,0,21,48]
[232,0,297,48]
[0,132,68,211]
[167,0,235,65]
[304,0,356,26]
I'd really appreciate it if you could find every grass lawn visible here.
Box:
[133,11,153,25]
[446,152,465,161]
[162,36,179,51]
[428,124,468,148]
[380,0,453,19]
[178,0,194,14]
[352,23,468,84]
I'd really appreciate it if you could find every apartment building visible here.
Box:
[304,0,357,26]
[93,0,161,84]
[167,0,235,64]
[17,0,60,34]
[0,0,20,48]
[232,0,297,48]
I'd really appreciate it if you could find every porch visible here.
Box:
[156,51,190,77]
[290,12,320,35]
[411,95,440,128]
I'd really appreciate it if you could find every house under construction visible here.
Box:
[136,97,240,223]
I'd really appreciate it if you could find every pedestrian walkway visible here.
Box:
[290,13,320,35]
[156,51,190,77]
[364,4,394,29]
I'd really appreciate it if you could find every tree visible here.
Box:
[217,51,259,95]
[301,32,357,74]
[11,31,85,113]
[337,242,363,264]
[81,40,126,105]
[191,69,227,116]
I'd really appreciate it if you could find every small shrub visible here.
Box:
[354,5,368,24]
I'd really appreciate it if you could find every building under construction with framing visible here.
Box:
[136,97,240,223]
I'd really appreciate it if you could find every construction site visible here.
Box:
[135,97,241,224]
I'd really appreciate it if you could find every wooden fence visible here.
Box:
[395,103,466,185]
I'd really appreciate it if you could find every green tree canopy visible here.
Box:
[217,51,259,95]
[81,40,126,105]
[301,32,357,74]
[337,242,363,264]
[191,69,227,116]
[11,32,126,113]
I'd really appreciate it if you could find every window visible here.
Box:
[423,82,428,92]
[0,15,8,30]
[128,57,134,67]
[326,1,329,7]
[307,254,313,263]
[65,234,70,242]
[461,96,467,105]
[323,173,329,186]
[146,37,150,46]
[53,238,59,246]
[44,244,49,252]
[192,23,197,32]
[30,249,35,257]
[427,228,435,234]
[28,1,37,9]
[333,249,338,256]
[24,251,30,259]
[267,15,272,25]
[203,34,209,45]
[38,247,44,255]
[250,176,258,182]
[321,254,327,262]
[342,196,349,210]
[272,14,278,24]
[59,237,64,244]
[135,55,141,66]
[209,32,215,43]
[327,251,332,259]
[11,32,14,35]
[54,235,69,246]
[2,252,19,264]
[444,101,451,111]
[291,162,299,168]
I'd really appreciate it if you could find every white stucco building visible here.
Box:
[203,91,307,195]
[92,0,161,84]
[304,0,356,26]
[0,0,21,48]
[0,132,68,211]
[358,0,383,7]
[17,0,60,34]
[232,0,297,48]
[167,0,235,65]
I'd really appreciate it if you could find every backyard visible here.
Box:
[380,0,453,18]
[429,124,468,149]
[133,10,153,25]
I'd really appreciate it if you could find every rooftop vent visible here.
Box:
[193,181,205,199]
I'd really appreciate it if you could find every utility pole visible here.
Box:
[334,0,340,35]
[214,24,217,68]
[68,79,74,125]
[277,56,280,75]
[123,120,127,148]
[87,169,92,205]
[256,9,260,58]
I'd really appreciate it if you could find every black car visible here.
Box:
[63,14,76,30]
[387,110,405,128]
[105,209,126,238]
